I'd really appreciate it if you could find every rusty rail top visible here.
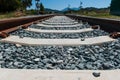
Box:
[0,14,54,32]
[66,14,120,32]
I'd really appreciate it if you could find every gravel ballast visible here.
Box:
[0,16,119,70]
[0,40,120,70]
[30,23,90,30]
[10,29,108,39]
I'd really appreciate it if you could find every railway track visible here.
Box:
[0,15,120,80]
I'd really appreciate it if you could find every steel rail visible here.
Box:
[66,14,120,32]
[0,14,55,33]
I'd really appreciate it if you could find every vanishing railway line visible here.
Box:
[0,15,120,80]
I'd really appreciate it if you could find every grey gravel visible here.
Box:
[10,29,108,39]
[0,40,120,70]
[0,16,119,70]
[30,23,91,30]
[92,72,101,77]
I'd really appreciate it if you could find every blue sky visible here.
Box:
[29,0,111,10]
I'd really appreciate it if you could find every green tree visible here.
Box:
[21,0,32,10]
[0,0,21,12]
[40,3,45,14]
[110,0,120,15]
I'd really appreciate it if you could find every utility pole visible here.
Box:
[79,1,83,9]
[35,0,40,14]
[68,4,71,13]
[68,4,71,10]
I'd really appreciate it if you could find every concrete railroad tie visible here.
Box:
[42,21,78,24]
[0,36,115,46]
[26,28,93,33]
[36,23,82,27]
[0,69,120,80]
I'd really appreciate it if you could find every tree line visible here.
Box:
[110,0,120,15]
[0,0,120,15]
[64,0,120,15]
[0,0,45,13]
